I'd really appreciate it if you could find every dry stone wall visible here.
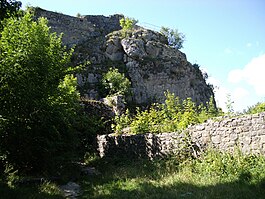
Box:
[97,112,265,159]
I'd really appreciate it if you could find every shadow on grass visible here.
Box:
[81,157,265,199]
[81,178,265,199]
[0,183,64,199]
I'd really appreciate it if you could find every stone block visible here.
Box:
[211,135,221,144]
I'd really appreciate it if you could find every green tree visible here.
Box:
[101,68,131,97]
[246,102,265,114]
[0,13,80,174]
[120,17,138,31]
[160,26,185,50]
[0,0,21,21]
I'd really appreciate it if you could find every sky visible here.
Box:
[20,0,265,112]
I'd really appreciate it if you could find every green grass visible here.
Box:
[0,181,64,199]
[0,183,64,199]
[1,150,264,199]
[80,150,265,199]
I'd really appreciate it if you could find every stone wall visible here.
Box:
[97,112,265,158]
[34,7,122,47]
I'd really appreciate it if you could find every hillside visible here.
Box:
[34,7,215,107]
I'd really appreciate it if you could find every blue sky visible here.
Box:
[20,0,265,112]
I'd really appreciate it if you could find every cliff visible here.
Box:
[34,8,215,107]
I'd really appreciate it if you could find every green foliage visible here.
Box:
[3,164,19,188]
[0,0,22,22]
[113,91,219,134]
[81,150,265,199]
[119,17,138,31]
[246,101,265,114]
[0,12,80,174]
[39,181,62,196]
[101,67,131,97]
[160,26,185,50]
[193,148,265,182]
[225,93,235,116]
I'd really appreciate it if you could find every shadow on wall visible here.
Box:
[97,132,195,160]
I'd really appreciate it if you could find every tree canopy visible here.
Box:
[0,0,21,21]
[0,12,80,174]
[160,26,185,50]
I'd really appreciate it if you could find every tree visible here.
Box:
[0,0,21,21]
[101,68,131,97]
[246,102,265,114]
[160,26,185,50]
[0,12,80,174]
[120,17,138,31]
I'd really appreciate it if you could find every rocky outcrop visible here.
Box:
[35,8,215,107]
[105,29,213,105]
[34,7,123,47]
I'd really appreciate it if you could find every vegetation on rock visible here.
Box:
[246,101,265,114]
[160,26,185,50]
[0,5,264,198]
[119,17,138,31]
[113,92,219,134]
[101,67,131,97]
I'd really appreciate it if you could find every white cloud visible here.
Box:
[228,54,265,96]
[232,87,249,100]
[207,76,229,111]
[228,69,243,83]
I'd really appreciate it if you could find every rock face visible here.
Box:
[35,8,215,106]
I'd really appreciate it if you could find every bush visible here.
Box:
[101,68,131,97]
[160,26,185,50]
[193,148,265,182]
[113,92,219,134]
[0,12,80,175]
[246,102,265,114]
[120,17,138,31]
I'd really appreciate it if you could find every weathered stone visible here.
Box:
[97,112,265,159]
[211,135,221,144]
[121,38,147,59]
[195,125,205,131]
[35,8,215,107]
[60,182,81,199]
[230,133,238,141]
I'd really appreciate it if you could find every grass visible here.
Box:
[80,150,265,199]
[1,149,264,199]
[0,181,64,199]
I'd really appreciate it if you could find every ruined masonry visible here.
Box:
[97,112,265,158]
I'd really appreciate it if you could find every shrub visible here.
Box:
[160,26,185,50]
[246,102,265,114]
[101,68,131,97]
[113,91,219,134]
[120,17,138,31]
[193,148,265,182]
[0,12,80,175]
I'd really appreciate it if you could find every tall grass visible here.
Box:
[81,149,265,199]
